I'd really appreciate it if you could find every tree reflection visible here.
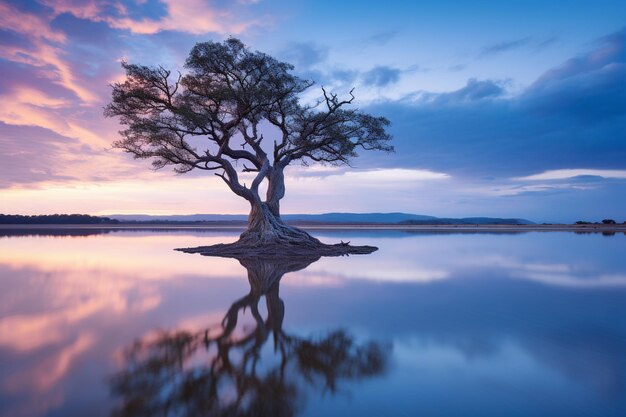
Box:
[110,255,390,417]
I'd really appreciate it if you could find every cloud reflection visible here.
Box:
[1,231,625,416]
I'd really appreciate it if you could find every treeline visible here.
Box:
[575,219,625,225]
[0,214,120,224]
[400,218,530,225]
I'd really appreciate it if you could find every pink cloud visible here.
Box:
[0,86,104,145]
[0,1,97,103]
[0,0,258,194]
[41,0,254,35]
[0,1,140,188]
[0,2,65,43]
[0,118,143,189]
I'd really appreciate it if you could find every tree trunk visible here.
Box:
[239,200,320,246]
[266,165,286,217]
[177,163,378,257]
[237,163,320,246]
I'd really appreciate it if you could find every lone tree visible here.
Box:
[105,38,392,255]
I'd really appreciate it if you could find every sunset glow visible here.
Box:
[1,0,625,222]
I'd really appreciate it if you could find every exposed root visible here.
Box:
[177,224,377,257]
[176,239,377,258]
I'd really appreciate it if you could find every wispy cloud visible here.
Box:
[0,1,96,102]
[449,64,467,72]
[361,66,402,87]
[365,30,398,46]
[479,36,558,58]
[0,2,65,43]
[0,0,261,192]
[39,0,254,35]
[479,37,532,57]
[533,36,559,51]
[407,78,507,104]
[279,41,329,69]
[325,168,450,183]
[515,169,626,181]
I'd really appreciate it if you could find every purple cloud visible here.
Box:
[361,27,626,177]
[362,66,402,87]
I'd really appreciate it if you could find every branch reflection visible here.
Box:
[110,255,391,417]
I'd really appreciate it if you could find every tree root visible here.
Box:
[176,238,377,258]
[177,209,378,258]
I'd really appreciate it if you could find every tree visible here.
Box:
[105,38,392,255]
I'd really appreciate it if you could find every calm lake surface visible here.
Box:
[1,229,625,417]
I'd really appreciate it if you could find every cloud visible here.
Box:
[515,169,626,181]
[0,0,263,191]
[279,41,329,69]
[0,59,110,148]
[361,27,626,178]
[534,36,559,51]
[0,120,141,189]
[365,30,398,46]
[317,168,449,184]
[522,27,626,122]
[39,0,254,35]
[0,123,78,187]
[412,78,506,104]
[330,68,359,83]
[449,64,467,72]
[534,28,626,84]
[479,36,560,58]
[361,66,402,87]
[479,37,532,57]
[0,1,96,102]
[0,2,65,43]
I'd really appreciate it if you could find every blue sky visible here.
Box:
[0,0,625,222]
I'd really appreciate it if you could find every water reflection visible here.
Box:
[2,231,626,417]
[109,255,390,417]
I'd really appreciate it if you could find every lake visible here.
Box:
[1,228,625,417]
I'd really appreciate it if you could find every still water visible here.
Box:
[1,229,625,416]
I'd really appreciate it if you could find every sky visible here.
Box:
[0,0,625,222]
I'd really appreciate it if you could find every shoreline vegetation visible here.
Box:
[1,214,625,230]
[1,223,625,233]
[2,215,625,242]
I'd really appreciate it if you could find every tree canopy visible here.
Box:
[105,38,392,204]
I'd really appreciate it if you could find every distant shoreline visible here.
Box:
[1,223,625,233]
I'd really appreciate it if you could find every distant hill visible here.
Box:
[110,212,438,223]
[111,214,249,222]
[399,217,534,225]
[0,212,535,226]
[284,212,439,223]
[109,213,534,225]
